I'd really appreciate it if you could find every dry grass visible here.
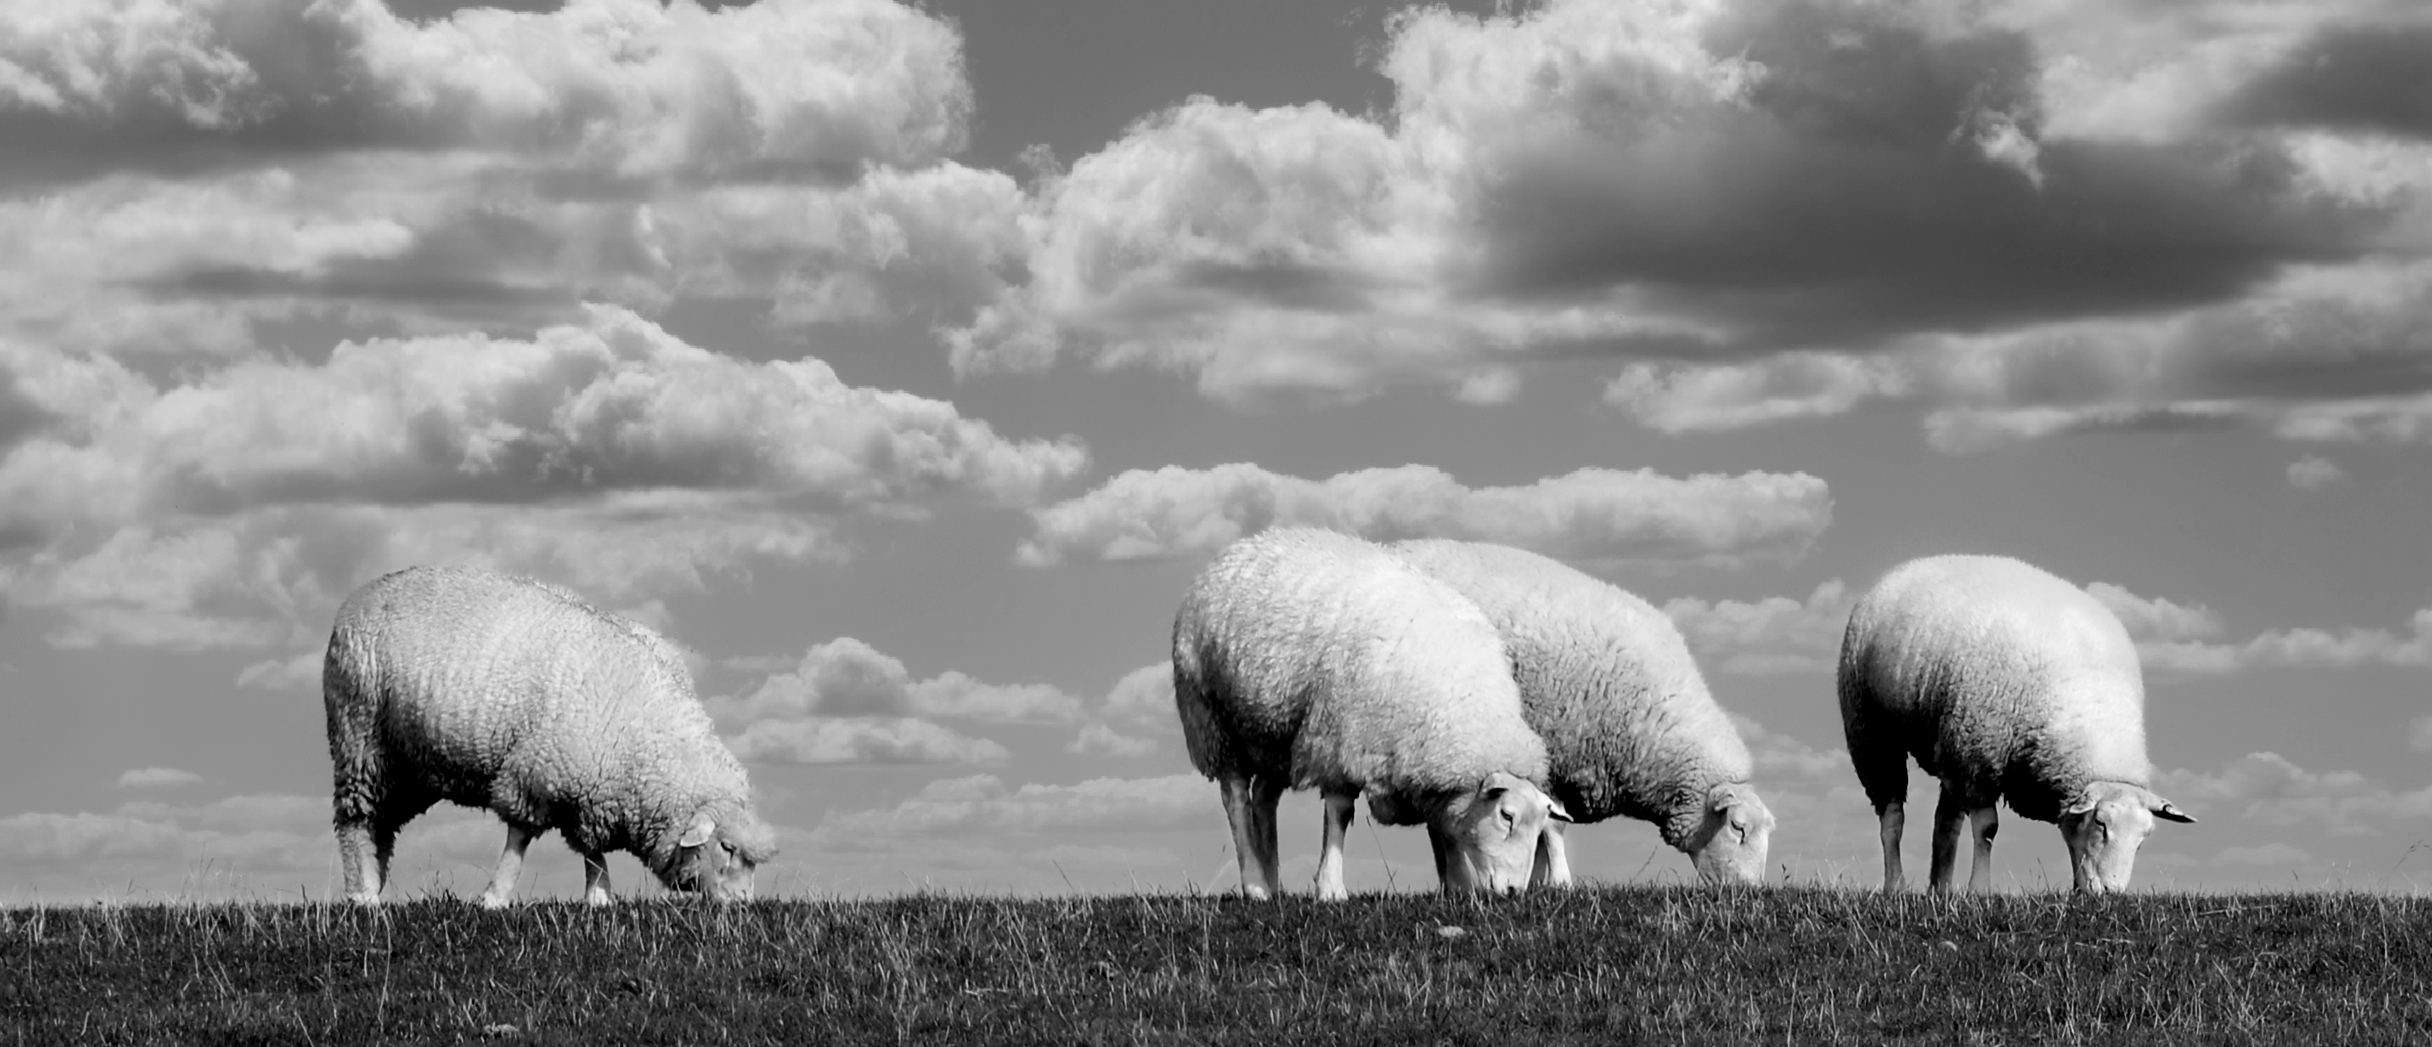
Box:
[6,886,2430,1045]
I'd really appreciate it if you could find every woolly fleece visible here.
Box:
[1392,538,1756,847]
[323,565,774,897]
[1172,528,1549,818]
[1838,553,2157,824]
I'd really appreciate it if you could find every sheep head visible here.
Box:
[1685,782,1775,886]
[1438,771,1571,895]
[2059,781,2196,893]
[662,808,779,901]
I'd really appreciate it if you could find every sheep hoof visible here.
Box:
[476,893,512,911]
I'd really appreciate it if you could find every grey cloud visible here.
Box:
[1473,1,2389,349]
[2219,21,2432,140]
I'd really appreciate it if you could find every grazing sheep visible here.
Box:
[322,565,776,907]
[1838,554,2196,895]
[1392,539,1774,887]
[1172,527,1571,901]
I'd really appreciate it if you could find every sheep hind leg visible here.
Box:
[1313,787,1357,902]
[1875,804,1906,895]
[1248,775,1286,900]
[1967,806,1998,894]
[1218,777,1271,901]
[1927,787,1968,894]
[478,823,538,910]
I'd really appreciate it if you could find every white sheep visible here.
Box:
[1392,539,1775,887]
[1172,527,1572,901]
[322,565,777,907]
[1838,553,2196,894]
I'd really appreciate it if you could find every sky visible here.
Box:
[0,0,2428,903]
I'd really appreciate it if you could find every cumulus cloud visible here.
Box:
[2137,608,2432,675]
[1663,581,1854,675]
[115,767,205,789]
[0,308,1085,649]
[1019,463,1831,568]
[723,718,1010,767]
[947,0,2423,432]
[706,638,1095,768]
[1063,662,1179,758]
[2158,751,2432,838]
[711,638,1084,725]
[810,774,1212,843]
[0,0,1029,358]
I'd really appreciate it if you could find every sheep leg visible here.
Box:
[1875,803,1906,894]
[1927,787,1968,894]
[1218,777,1269,901]
[580,850,613,906]
[1531,821,1573,889]
[1313,787,1357,902]
[478,824,537,910]
[1249,775,1286,900]
[335,818,382,904]
[1425,821,1463,891]
[1967,806,1998,893]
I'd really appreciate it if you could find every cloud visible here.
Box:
[2157,751,2432,838]
[0,0,1030,357]
[1063,662,1179,757]
[236,650,323,692]
[1663,581,1854,675]
[2218,19,2432,140]
[0,0,973,187]
[2288,454,2347,490]
[2137,608,2432,675]
[1019,463,1831,568]
[0,307,1086,649]
[722,718,1010,767]
[115,767,205,789]
[711,638,1084,725]
[809,773,1213,845]
[947,0,2419,424]
[2084,582,2227,644]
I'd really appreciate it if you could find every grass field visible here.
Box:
[6,886,2428,1046]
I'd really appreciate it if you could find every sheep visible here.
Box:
[1837,554,2196,895]
[1391,539,1774,887]
[1172,527,1571,901]
[321,564,777,908]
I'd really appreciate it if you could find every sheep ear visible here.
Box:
[1546,797,1574,824]
[2151,800,2196,824]
[2061,797,2097,817]
[1479,770,1526,798]
[677,817,716,849]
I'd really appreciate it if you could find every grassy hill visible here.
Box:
[6,887,2427,1045]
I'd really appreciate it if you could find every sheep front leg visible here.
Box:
[580,850,613,906]
[1531,820,1573,889]
[1313,787,1357,902]
[1875,802,1905,894]
[1967,806,1998,893]
[1927,788,1968,894]
[478,824,536,910]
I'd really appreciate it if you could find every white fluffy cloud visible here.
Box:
[0,308,1085,649]
[1063,662,1179,758]
[1019,463,1831,568]
[707,638,1089,768]
[723,718,1010,767]
[809,773,1212,843]
[711,638,1084,725]
[2287,454,2348,490]
[1664,574,2431,679]
[0,0,1028,358]
[946,0,2429,445]
[1663,581,1855,675]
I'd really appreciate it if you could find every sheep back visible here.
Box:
[323,565,754,864]
[1392,538,1752,844]
[1172,528,1548,809]
[1838,554,2154,822]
